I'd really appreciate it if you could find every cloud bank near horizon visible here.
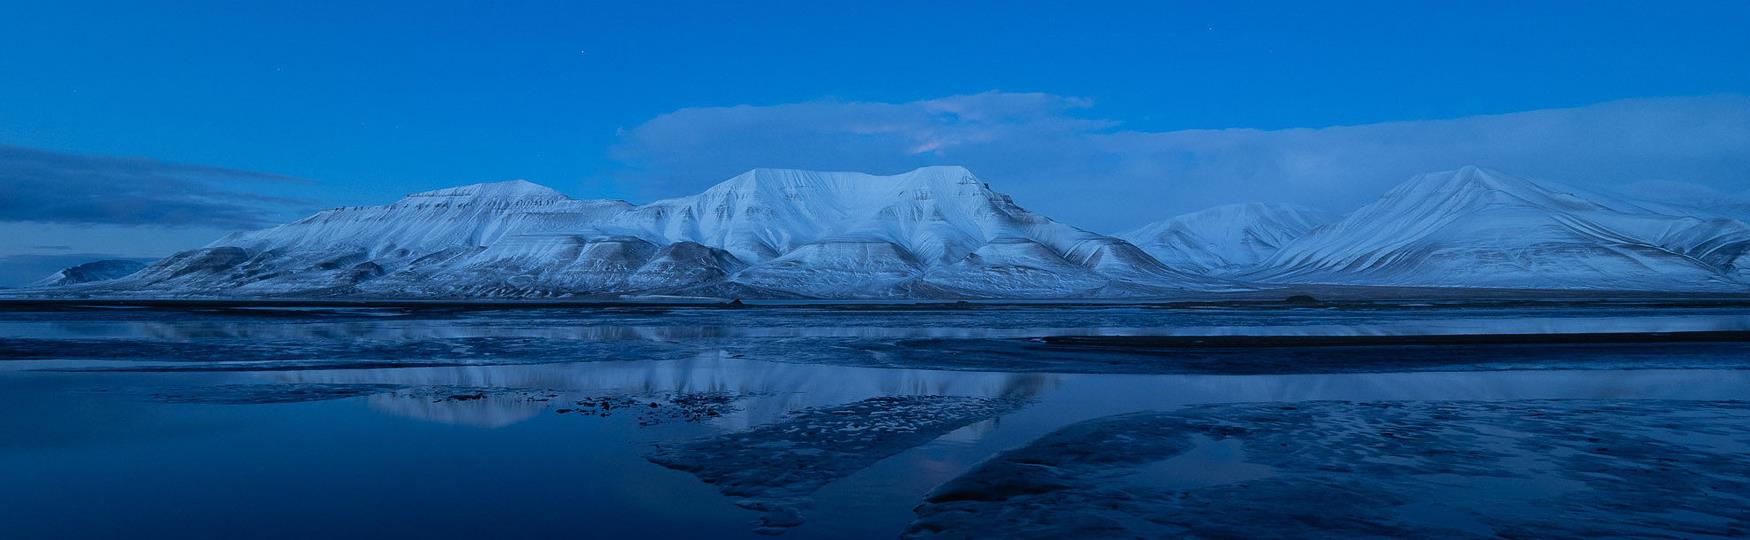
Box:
[0,145,306,230]
[609,92,1750,232]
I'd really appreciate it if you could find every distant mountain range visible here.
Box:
[1120,202,1333,276]
[1251,167,1749,291]
[27,165,1750,299]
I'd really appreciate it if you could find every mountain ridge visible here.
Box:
[27,165,1750,298]
[1121,202,1334,276]
[52,167,1231,299]
[1252,166,1749,291]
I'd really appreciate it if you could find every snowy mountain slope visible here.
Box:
[30,259,149,287]
[618,167,1232,296]
[100,181,642,297]
[919,238,1112,297]
[1120,203,1334,276]
[1641,218,1750,279]
[1607,180,1750,222]
[625,242,748,292]
[61,167,1227,299]
[365,235,666,297]
[38,165,1744,298]
[218,180,630,256]
[1253,166,1748,290]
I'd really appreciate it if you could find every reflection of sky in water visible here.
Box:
[1,308,1747,538]
[5,362,1744,538]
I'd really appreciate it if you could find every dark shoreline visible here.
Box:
[1038,330,1750,348]
[2,290,1748,313]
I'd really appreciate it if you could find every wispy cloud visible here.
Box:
[610,91,1111,182]
[0,145,307,229]
[609,93,1750,232]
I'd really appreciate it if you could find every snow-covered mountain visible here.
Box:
[67,167,1230,299]
[1607,180,1750,222]
[1254,166,1750,291]
[31,259,149,287]
[1120,203,1334,276]
[30,165,1749,299]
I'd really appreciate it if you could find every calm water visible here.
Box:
[2,305,1746,538]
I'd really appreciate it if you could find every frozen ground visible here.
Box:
[908,399,1750,539]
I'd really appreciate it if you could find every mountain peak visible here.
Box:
[740,165,975,176]
[405,180,568,202]
[1189,202,1326,221]
[1451,165,1516,187]
[1121,202,1334,275]
[1419,165,1519,189]
[688,166,996,209]
[1383,166,1582,208]
[726,165,979,185]
[897,165,978,179]
[1125,203,1326,239]
[1259,165,1747,291]
[42,162,1748,297]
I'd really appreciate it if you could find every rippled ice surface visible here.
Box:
[1,305,1746,538]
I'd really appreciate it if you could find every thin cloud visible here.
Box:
[609,91,1111,184]
[609,93,1750,232]
[0,145,308,229]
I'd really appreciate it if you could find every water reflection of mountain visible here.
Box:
[365,392,551,428]
[254,344,1750,432]
[266,353,1059,429]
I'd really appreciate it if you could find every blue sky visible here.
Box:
[1,1,1748,283]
